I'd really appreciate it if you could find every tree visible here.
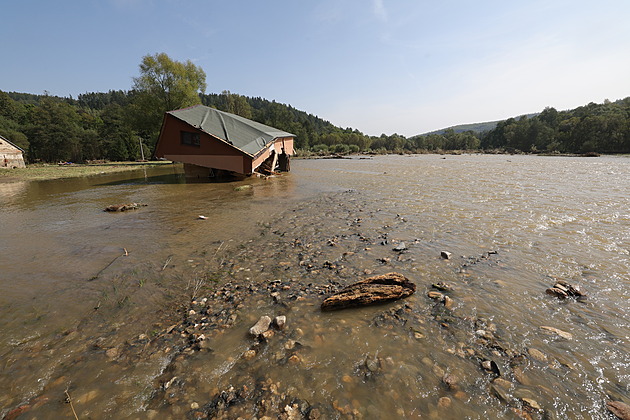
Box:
[131,53,207,145]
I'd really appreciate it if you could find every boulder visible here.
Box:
[321,272,415,310]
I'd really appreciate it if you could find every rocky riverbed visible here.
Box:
[3,156,629,419]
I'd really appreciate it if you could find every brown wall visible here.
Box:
[155,115,252,174]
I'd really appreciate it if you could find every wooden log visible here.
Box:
[321,272,416,310]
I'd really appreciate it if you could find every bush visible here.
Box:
[330,143,350,154]
[347,144,360,153]
[311,144,329,153]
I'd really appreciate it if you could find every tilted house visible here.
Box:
[154,105,294,177]
[0,134,26,168]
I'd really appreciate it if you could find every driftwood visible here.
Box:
[321,272,416,310]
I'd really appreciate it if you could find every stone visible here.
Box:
[527,348,548,362]
[243,350,256,360]
[546,287,568,298]
[441,251,452,259]
[438,397,452,409]
[521,397,542,410]
[105,347,119,359]
[607,401,630,420]
[432,282,453,291]
[249,316,272,337]
[540,326,573,340]
[442,373,459,390]
[443,295,455,310]
[321,272,415,310]
[274,315,287,330]
[393,242,407,252]
[427,291,444,300]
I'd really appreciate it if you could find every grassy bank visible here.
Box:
[0,161,174,183]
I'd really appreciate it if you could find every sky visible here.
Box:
[2,0,630,136]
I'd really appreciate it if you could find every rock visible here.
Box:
[492,377,513,390]
[261,330,275,341]
[527,348,548,362]
[365,354,381,372]
[481,360,501,376]
[438,396,452,409]
[274,315,286,330]
[607,401,630,420]
[321,272,415,310]
[442,373,459,390]
[243,350,256,360]
[490,384,510,403]
[432,282,453,291]
[427,291,444,300]
[443,295,455,310]
[249,316,272,337]
[521,397,542,410]
[540,326,573,340]
[105,347,119,359]
[104,203,147,212]
[555,280,586,298]
[393,242,407,252]
[546,287,568,298]
[441,251,452,259]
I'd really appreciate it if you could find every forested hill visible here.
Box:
[0,89,378,162]
[420,113,539,136]
[1,86,630,164]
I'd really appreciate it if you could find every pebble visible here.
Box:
[438,396,452,409]
[540,326,573,340]
[441,251,452,259]
[249,316,272,337]
[527,348,548,362]
[428,291,444,300]
[243,350,256,360]
[274,315,286,330]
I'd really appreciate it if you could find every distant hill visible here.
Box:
[417,113,538,137]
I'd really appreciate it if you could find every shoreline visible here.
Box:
[0,161,174,183]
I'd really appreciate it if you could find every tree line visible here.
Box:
[1,53,629,163]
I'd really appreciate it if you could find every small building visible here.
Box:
[154,105,294,177]
[0,134,26,168]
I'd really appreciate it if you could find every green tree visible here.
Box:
[25,97,83,162]
[131,53,207,146]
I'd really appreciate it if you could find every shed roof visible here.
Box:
[167,105,294,157]
[0,134,25,152]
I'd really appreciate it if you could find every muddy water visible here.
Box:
[0,155,628,419]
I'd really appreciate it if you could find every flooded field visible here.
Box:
[0,155,628,419]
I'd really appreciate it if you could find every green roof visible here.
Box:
[167,105,294,156]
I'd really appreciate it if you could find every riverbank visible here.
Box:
[0,161,173,183]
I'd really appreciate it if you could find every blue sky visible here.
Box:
[2,1,629,136]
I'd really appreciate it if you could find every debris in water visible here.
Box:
[198,215,208,220]
[321,272,415,310]
[104,203,147,212]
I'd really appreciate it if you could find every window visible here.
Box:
[181,131,200,147]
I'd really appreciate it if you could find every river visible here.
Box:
[0,155,628,419]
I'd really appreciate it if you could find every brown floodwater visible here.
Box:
[0,155,628,419]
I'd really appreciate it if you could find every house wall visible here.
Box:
[251,137,294,171]
[155,114,252,174]
[0,139,26,168]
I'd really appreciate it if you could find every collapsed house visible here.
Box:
[154,105,294,178]
[0,134,26,168]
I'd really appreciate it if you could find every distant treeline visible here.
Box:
[1,88,629,163]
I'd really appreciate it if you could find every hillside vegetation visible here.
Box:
[2,82,629,162]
